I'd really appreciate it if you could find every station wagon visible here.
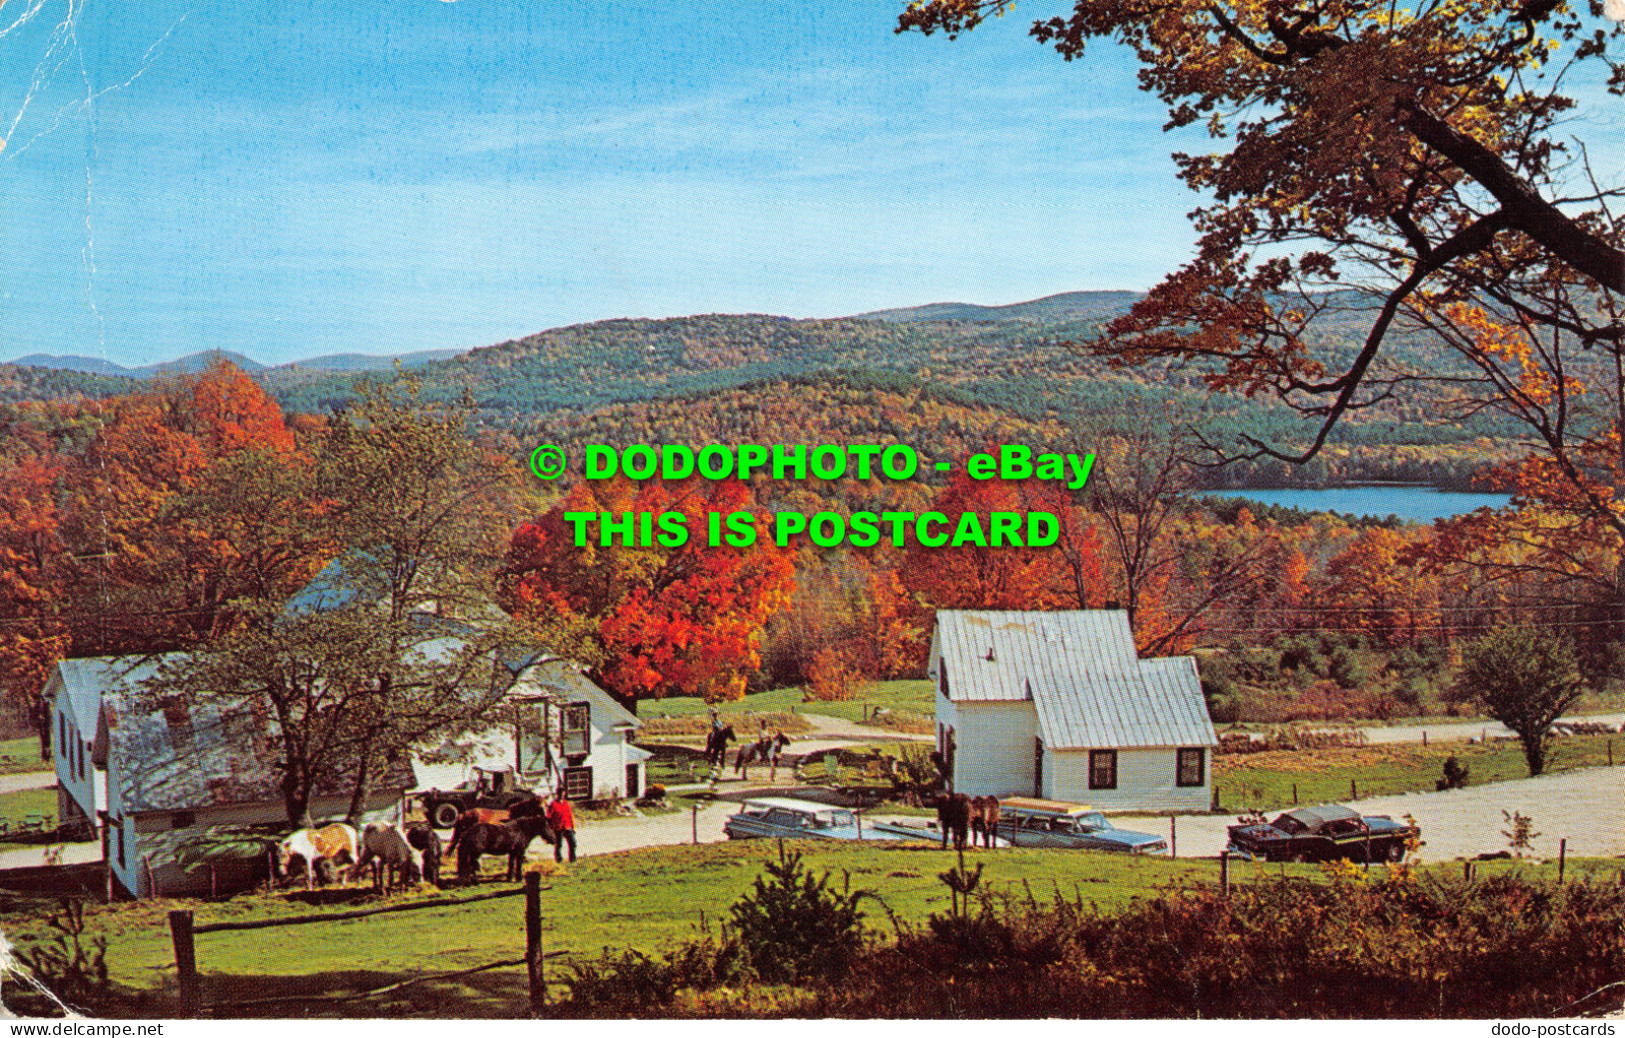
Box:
[722,797,910,842]
[996,797,1168,854]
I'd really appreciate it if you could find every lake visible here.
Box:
[1205,486,1511,523]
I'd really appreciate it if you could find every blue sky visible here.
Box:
[0,2,1617,367]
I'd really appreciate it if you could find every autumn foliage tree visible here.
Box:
[899,0,1625,629]
[502,479,795,704]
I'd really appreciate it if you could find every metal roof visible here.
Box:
[935,610,1218,750]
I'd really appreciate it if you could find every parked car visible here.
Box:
[723,797,911,842]
[1226,804,1418,863]
[995,797,1168,854]
[418,766,541,829]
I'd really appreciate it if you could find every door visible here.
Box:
[625,763,641,799]
[1033,737,1044,797]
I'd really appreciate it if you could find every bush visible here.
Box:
[1276,635,1325,676]
[559,936,748,1015]
[1388,644,1446,679]
[1327,646,1371,690]
[553,871,1625,1018]
[728,848,868,983]
[827,872,1625,1018]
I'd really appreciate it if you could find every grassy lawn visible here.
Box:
[641,681,933,727]
[8,839,1613,1018]
[0,736,47,776]
[0,787,57,830]
[1215,732,1622,811]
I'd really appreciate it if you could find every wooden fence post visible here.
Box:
[1292,783,1298,805]
[1219,850,1230,899]
[691,804,699,846]
[169,909,200,1018]
[525,871,545,1015]
[1350,778,1357,801]
[1422,731,1428,747]
[1169,816,1176,859]
[1610,740,1614,768]
[1559,838,1568,884]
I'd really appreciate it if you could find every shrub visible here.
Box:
[13,900,109,1016]
[1439,755,1469,790]
[728,848,868,983]
[558,935,748,1015]
[1276,635,1325,676]
[1327,646,1371,690]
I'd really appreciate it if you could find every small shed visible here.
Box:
[930,610,1218,812]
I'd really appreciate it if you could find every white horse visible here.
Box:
[355,822,425,893]
[276,823,359,890]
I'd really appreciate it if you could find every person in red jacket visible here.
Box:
[546,792,577,863]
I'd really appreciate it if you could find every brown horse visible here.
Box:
[456,815,560,884]
[969,796,1001,849]
[445,808,509,857]
[936,793,971,851]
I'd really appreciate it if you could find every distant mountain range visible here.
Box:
[5,348,463,379]
[852,290,1142,324]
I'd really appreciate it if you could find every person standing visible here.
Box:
[547,792,577,863]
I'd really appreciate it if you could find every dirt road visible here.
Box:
[1354,714,1625,746]
[1121,764,1625,862]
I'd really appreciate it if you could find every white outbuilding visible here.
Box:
[930,609,1218,812]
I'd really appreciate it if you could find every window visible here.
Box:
[1089,749,1118,790]
[562,703,591,757]
[563,766,593,801]
[1176,748,1206,788]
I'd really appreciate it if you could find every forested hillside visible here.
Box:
[270,303,1518,488]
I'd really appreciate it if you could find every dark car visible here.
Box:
[418,766,540,829]
[1226,804,1418,863]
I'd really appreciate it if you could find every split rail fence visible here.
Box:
[167,872,555,1018]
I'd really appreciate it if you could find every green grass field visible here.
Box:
[9,839,1614,1018]
[0,787,57,830]
[643,680,933,726]
[1215,733,1622,811]
[0,736,47,776]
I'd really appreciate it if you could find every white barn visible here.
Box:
[930,610,1218,812]
[48,654,412,899]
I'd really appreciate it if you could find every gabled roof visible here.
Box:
[283,550,393,615]
[934,610,1217,751]
[511,659,639,729]
[99,669,417,814]
[50,656,140,738]
[45,654,412,814]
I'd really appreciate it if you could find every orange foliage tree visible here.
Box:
[502,479,795,703]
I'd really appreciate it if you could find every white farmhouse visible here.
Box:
[47,655,411,899]
[930,610,1218,812]
[412,656,649,805]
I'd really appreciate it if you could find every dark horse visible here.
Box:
[936,792,971,851]
[404,822,443,887]
[455,814,559,885]
[969,795,1001,849]
[705,725,737,769]
[735,731,790,779]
